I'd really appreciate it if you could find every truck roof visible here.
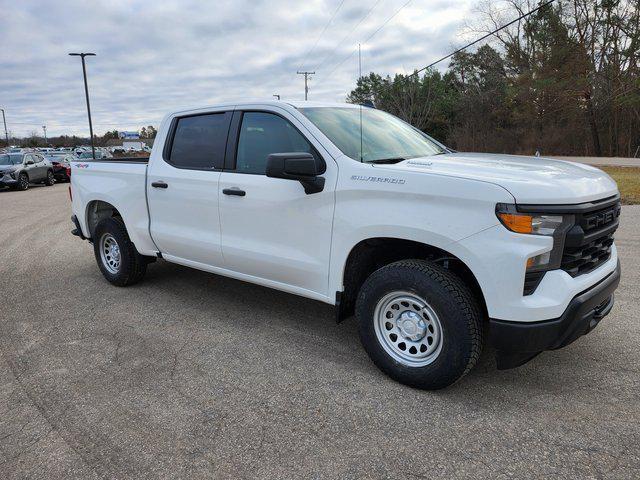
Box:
[169,100,362,117]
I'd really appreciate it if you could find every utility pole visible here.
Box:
[0,108,8,147]
[296,71,315,101]
[69,52,96,159]
[42,125,47,145]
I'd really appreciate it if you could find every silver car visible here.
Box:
[0,153,55,190]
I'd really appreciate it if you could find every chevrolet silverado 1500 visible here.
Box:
[70,101,621,389]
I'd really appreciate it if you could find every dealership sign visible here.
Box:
[119,131,140,139]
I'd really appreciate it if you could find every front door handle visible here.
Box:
[223,188,246,197]
[151,181,168,189]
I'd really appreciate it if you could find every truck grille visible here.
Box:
[561,200,620,277]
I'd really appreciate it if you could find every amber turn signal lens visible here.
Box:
[496,213,533,234]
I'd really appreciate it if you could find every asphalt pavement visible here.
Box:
[1,183,638,479]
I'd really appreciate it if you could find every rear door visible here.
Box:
[218,108,336,298]
[147,109,232,267]
[23,154,41,181]
[33,154,48,180]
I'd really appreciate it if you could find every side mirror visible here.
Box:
[266,152,325,194]
[25,159,34,165]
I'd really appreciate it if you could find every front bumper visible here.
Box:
[489,260,621,369]
[0,175,18,187]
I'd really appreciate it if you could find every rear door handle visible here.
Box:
[151,181,168,189]
[223,188,246,197]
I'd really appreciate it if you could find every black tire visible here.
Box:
[15,172,29,190]
[44,170,55,186]
[92,217,148,286]
[356,259,483,390]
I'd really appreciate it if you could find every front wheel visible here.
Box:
[356,259,483,390]
[92,217,148,286]
[15,173,29,190]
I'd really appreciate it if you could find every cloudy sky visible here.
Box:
[0,0,477,138]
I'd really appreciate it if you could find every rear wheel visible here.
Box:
[44,170,55,186]
[15,173,29,191]
[92,217,148,286]
[356,259,483,390]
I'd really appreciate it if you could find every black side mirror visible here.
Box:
[266,152,325,194]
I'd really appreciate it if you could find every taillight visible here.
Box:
[66,166,71,177]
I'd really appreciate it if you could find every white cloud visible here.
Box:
[0,0,474,137]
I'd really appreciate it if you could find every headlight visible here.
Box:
[496,203,574,272]
[496,209,566,236]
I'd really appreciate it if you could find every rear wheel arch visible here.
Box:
[86,200,123,238]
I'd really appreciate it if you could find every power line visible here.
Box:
[384,0,557,91]
[314,0,383,72]
[316,0,412,87]
[298,0,347,71]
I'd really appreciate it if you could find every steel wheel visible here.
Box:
[46,171,54,185]
[99,233,121,274]
[373,291,443,367]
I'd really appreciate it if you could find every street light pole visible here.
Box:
[69,52,96,159]
[0,109,8,147]
[42,125,47,145]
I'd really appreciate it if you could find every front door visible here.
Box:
[147,110,232,267]
[218,109,336,299]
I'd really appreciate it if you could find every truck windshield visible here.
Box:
[298,107,446,163]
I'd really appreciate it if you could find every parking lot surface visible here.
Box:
[1,184,639,479]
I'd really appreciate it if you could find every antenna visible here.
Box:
[359,43,363,162]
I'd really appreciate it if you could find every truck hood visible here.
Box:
[380,153,619,204]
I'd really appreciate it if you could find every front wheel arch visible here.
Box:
[338,237,488,323]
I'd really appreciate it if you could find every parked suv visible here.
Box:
[0,152,55,190]
[69,101,621,389]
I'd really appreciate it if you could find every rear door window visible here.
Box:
[166,112,232,170]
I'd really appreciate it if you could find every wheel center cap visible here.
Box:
[110,244,120,261]
[397,311,427,341]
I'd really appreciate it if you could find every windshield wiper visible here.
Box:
[368,157,406,164]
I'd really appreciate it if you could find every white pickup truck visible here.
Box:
[70,101,621,389]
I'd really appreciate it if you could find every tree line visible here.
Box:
[348,0,639,157]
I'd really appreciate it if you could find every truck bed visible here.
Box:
[71,158,156,254]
